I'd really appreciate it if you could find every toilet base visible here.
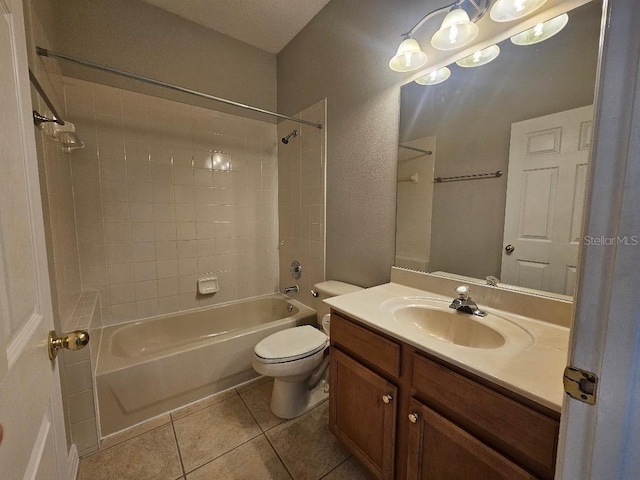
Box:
[270,375,329,419]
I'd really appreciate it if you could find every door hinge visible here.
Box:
[563,366,598,405]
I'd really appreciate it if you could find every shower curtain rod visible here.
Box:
[36,47,323,129]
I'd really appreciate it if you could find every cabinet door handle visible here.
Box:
[382,394,393,404]
[408,413,419,424]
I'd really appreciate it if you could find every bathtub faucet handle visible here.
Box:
[284,285,299,294]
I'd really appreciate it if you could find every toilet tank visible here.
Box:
[312,280,363,325]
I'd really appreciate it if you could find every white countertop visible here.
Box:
[325,282,570,412]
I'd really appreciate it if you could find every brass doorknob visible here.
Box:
[48,330,90,360]
[382,394,393,404]
[505,244,515,253]
[408,413,419,424]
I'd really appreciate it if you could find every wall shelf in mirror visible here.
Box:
[434,170,502,183]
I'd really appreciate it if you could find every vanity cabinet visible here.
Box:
[329,313,401,479]
[329,311,560,480]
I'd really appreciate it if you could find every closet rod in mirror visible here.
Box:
[36,47,323,129]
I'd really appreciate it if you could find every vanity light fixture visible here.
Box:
[510,13,569,45]
[490,0,548,23]
[388,0,489,73]
[389,36,428,72]
[431,8,479,51]
[415,67,452,86]
[456,44,501,67]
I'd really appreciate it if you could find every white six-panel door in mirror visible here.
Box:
[502,105,593,295]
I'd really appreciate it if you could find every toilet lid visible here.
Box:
[255,325,328,362]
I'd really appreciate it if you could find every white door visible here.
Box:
[0,1,69,479]
[501,105,593,295]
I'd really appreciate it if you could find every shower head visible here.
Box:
[281,130,298,144]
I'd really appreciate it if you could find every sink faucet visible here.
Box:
[284,285,299,294]
[449,285,487,317]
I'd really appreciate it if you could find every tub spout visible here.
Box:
[284,285,299,294]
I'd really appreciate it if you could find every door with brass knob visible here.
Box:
[0,7,70,477]
[48,330,90,360]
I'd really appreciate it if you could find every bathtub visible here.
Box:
[95,294,316,436]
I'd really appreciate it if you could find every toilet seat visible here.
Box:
[254,325,328,364]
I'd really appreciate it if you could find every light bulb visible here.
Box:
[456,45,501,68]
[431,9,479,51]
[490,0,548,22]
[415,67,451,86]
[511,13,569,45]
[389,37,428,72]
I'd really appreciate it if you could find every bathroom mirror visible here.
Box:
[395,1,602,297]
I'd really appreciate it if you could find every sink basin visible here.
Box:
[381,297,534,350]
[393,306,505,348]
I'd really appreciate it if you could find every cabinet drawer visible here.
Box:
[330,313,400,378]
[412,353,559,479]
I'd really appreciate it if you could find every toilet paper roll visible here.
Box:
[322,314,331,335]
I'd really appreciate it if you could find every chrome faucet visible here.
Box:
[449,285,487,317]
[284,285,299,294]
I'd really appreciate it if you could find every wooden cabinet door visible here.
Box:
[406,399,537,480]
[329,348,397,480]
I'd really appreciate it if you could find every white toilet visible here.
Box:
[252,280,363,419]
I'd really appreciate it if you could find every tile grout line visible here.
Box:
[169,416,187,479]
[237,392,295,479]
[318,455,353,479]
[178,387,266,476]
[237,387,274,434]
[262,433,295,480]
[181,431,265,476]
[97,420,169,451]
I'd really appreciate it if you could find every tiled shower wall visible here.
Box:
[64,78,279,325]
[277,100,326,306]
[395,136,436,272]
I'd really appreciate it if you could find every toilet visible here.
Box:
[252,280,363,419]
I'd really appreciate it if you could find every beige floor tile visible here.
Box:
[235,375,270,393]
[239,380,286,432]
[171,389,237,420]
[79,424,182,480]
[173,395,262,473]
[186,436,291,480]
[100,414,172,450]
[266,404,349,480]
[322,457,376,480]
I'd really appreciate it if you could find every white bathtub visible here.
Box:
[95,294,316,436]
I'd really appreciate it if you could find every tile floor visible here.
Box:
[78,377,375,480]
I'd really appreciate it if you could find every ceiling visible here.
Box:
[141,0,332,54]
